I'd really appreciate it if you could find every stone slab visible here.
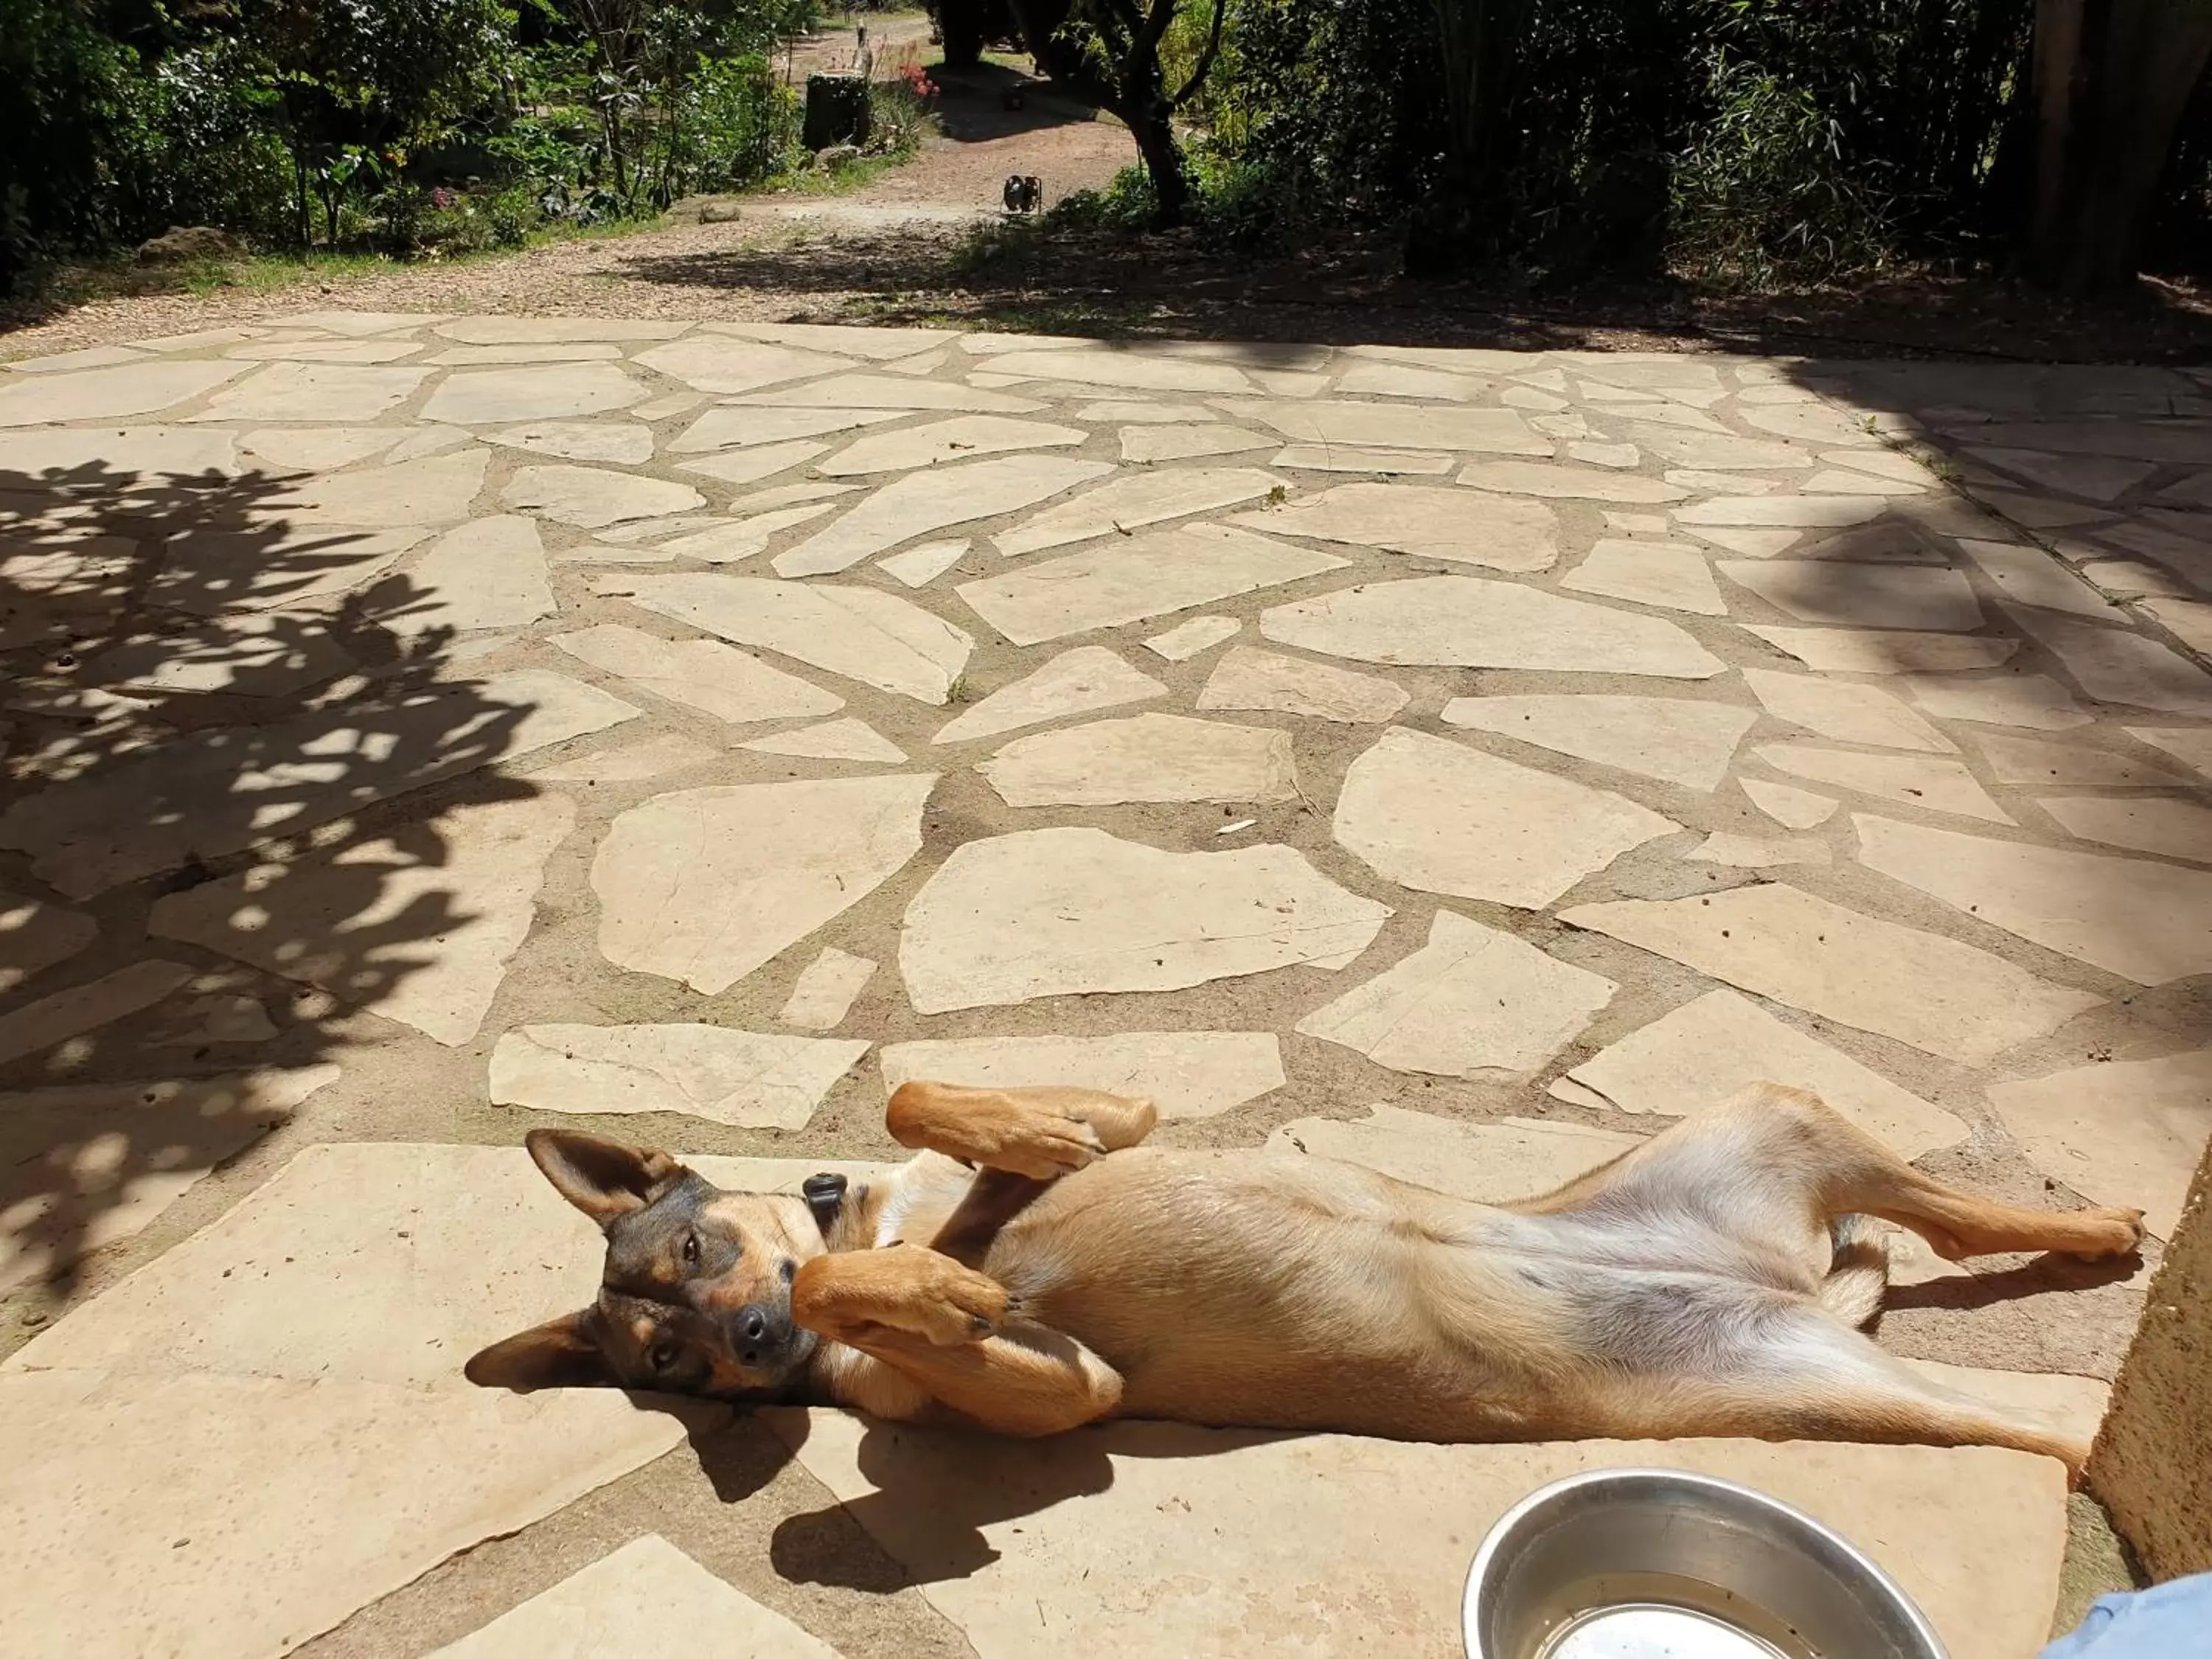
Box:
[1197,645,1408,724]
[150,793,578,1046]
[1855,813,2212,984]
[1218,399,1551,454]
[1457,460,1687,502]
[0,1066,336,1293]
[504,464,703,529]
[762,1411,2066,1659]
[1335,728,1679,908]
[1719,562,1984,630]
[778,948,877,1032]
[821,414,1085,476]
[875,538,971,588]
[1,360,252,425]
[489,1024,868,1130]
[0,889,98,994]
[422,364,646,424]
[1552,988,1967,1158]
[2039,796,2212,863]
[2001,605,2212,716]
[731,375,1046,414]
[1119,423,1271,462]
[1143,615,1241,660]
[0,669,639,897]
[932,646,1163,744]
[594,773,935,995]
[996,467,1283,557]
[1954,538,2115,619]
[878,1032,1284,1121]
[900,828,1390,1013]
[610,575,973,703]
[1262,574,1726,678]
[1439,693,1756,789]
[779,455,1113,575]
[738,717,905,763]
[1989,1051,2212,1240]
[1295,911,1615,1077]
[0,959,194,1066]
[977,713,1298,806]
[549,623,842,726]
[1899,672,2090,731]
[383,515,553,634]
[1746,625,2020,674]
[1560,538,1728,614]
[1756,744,2014,824]
[959,524,1348,647]
[428,1535,841,1659]
[1745,668,1956,753]
[1229,481,1558,571]
[1742,778,1838,829]
[1561,886,2101,1065]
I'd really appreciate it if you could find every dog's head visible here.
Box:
[465,1128,827,1400]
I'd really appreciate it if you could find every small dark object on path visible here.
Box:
[1003,175,1043,214]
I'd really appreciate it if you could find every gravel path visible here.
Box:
[0,57,1132,359]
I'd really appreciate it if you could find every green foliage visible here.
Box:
[0,0,818,285]
[1194,0,2045,282]
[1669,52,1898,287]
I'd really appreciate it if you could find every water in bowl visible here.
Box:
[1529,1572,1818,1659]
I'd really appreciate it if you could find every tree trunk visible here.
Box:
[1126,101,1189,224]
[2028,0,2212,293]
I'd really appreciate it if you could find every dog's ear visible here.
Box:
[464,1310,617,1391]
[526,1127,685,1228]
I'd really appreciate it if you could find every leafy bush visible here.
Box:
[1669,53,1899,287]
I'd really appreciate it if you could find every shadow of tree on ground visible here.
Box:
[0,450,548,1300]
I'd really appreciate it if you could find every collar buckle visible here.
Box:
[802,1172,848,1238]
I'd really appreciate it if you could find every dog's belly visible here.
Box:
[978,1148,1589,1440]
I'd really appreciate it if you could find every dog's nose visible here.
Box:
[737,1304,772,1365]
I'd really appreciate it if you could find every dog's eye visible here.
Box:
[648,1339,679,1371]
[681,1231,700,1268]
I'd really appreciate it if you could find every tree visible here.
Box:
[2026,0,2212,293]
[1015,0,1227,223]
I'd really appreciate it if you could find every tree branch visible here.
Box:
[1171,0,1228,109]
[1135,0,1178,63]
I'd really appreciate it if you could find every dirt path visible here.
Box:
[0,52,1133,357]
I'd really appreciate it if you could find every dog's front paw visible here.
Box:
[793,1247,1009,1347]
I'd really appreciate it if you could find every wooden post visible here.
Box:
[2028,0,2212,293]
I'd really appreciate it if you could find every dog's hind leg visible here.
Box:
[794,1245,1123,1435]
[1580,1295,2093,1473]
[886,1081,1159,1179]
[1528,1082,2146,1268]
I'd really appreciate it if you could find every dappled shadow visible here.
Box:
[608,206,2212,357]
[0,448,542,1299]
[928,60,1104,147]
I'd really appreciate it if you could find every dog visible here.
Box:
[467,1080,2145,1472]
[1003,174,1043,213]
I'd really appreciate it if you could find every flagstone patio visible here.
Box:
[2,315,2209,1658]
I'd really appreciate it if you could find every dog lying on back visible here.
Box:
[469,1080,2142,1472]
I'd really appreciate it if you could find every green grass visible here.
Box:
[1,211,675,328]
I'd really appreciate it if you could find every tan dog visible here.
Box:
[467,1081,2143,1471]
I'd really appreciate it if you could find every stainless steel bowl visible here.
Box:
[1462,1468,1948,1659]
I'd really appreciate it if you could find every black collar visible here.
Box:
[802,1172,848,1239]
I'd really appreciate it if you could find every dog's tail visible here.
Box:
[1819,1214,1890,1326]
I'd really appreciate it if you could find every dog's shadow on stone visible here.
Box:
[695,1407,1289,1590]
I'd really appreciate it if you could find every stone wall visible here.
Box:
[2088,1139,2212,1579]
